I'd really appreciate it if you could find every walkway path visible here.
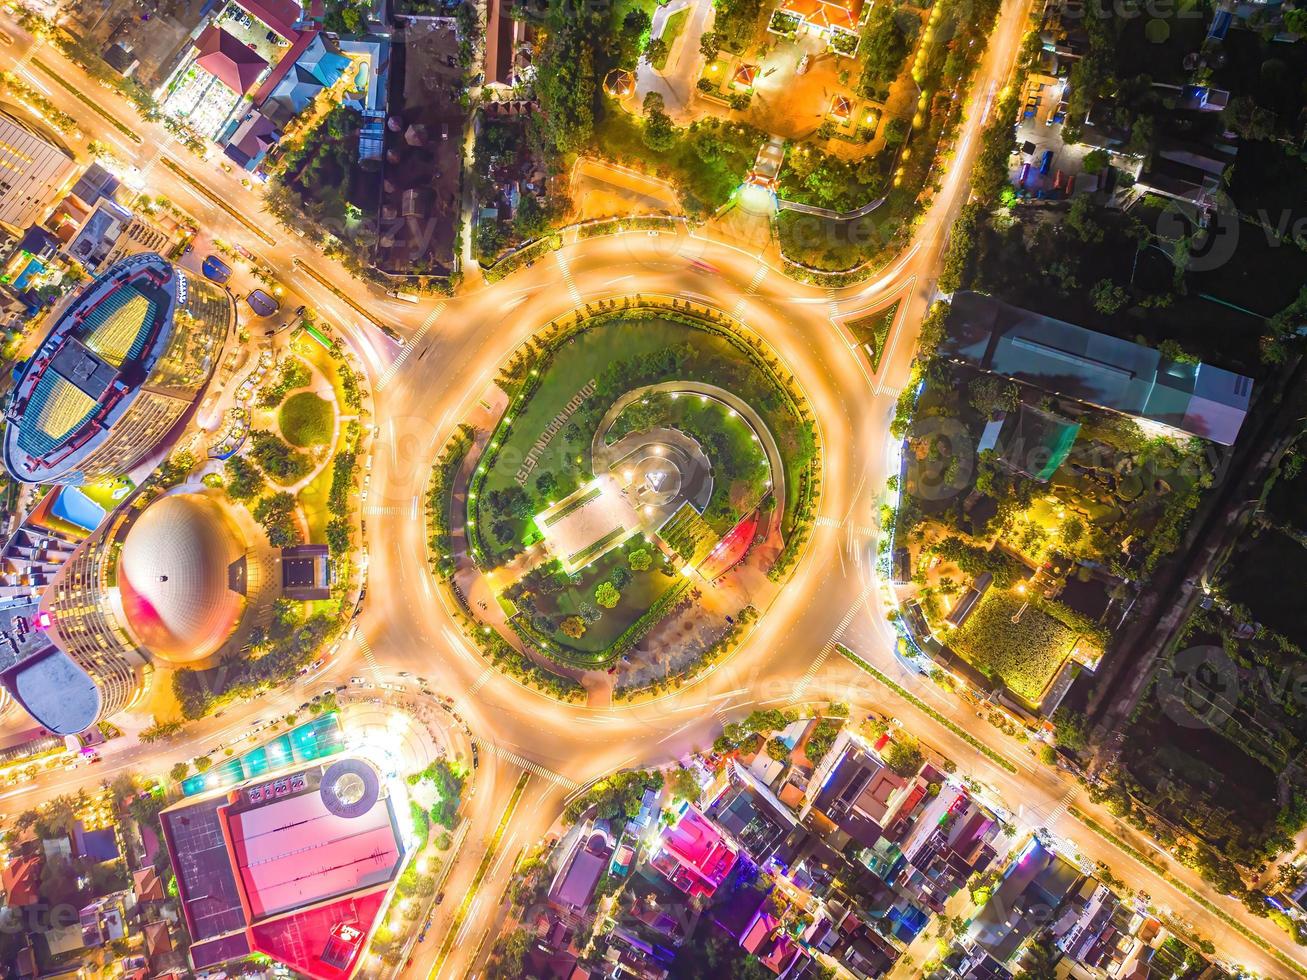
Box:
[593,380,787,526]
[635,0,715,119]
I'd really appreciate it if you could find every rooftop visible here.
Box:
[943,291,1253,445]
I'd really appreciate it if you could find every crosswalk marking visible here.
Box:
[467,667,493,698]
[376,302,445,390]
[789,643,834,704]
[814,515,841,528]
[554,251,582,306]
[827,289,841,322]
[1044,785,1078,827]
[351,625,381,679]
[363,504,404,516]
[472,738,578,789]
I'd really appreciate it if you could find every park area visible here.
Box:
[470,314,812,563]
[468,308,817,666]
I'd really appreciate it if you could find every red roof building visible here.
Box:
[1,855,42,907]
[159,758,405,980]
[650,803,737,899]
[779,0,865,33]
[193,26,269,96]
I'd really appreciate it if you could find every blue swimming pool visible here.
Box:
[51,486,106,532]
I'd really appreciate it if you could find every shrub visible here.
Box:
[628,548,653,571]
[595,581,621,608]
[224,456,266,501]
[279,392,333,447]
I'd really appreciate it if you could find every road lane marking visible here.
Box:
[471,739,578,789]
[350,625,381,680]
[430,772,530,979]
[160,158,273,242]
[376,302,445,390]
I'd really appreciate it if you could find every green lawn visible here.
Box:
[653,7,690,70]
[845,301,897,371]
[297,464,334,544]
[534,545,679,654]
[946,589,1079,705]
[292,333,355,413]
[279,392,334,447]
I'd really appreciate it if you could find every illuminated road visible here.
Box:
[0,4,1303,978]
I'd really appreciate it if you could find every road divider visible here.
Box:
[31,58,141,143]
[1069,807,1307,979]
[291,257,400,341]
[159,158,275,245]
[836,644,1018,774]
[431,772,530,976]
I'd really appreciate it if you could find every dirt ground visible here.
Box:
[67,0,209,88]
[376,20,465,276]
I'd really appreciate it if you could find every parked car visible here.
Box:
[1039,149,1055,175]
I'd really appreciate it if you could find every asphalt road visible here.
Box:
[0,6,1302,978]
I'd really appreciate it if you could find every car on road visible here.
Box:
[246,289,280,317]
[435,891,445,904]
[321,688,334,699]
[202,255,233,284]
[0,30,14,45]
[351,675,365,685]
[232,243,256,261]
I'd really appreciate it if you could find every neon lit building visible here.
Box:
[3,253,234,485]
[160,757,406,979]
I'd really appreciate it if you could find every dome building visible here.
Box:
[1,491,251,734]
[117,494,247,665]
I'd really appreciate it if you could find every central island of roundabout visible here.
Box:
[427,297,821,702]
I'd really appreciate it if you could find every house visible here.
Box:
[994,405,1080,482]
[80,892,130,946]
[259,33,350,122]
[943,291,1253,446]
[803,731,909,849]
[281,544,332,600]
[224,111,281,172]
[192,25,269,96]
[967,838,1081,964]
[649,803,737,899]
[706,761,798,862]
[143,919,174,963]
[896,785,999,912]
[133,866,165,902]
[1,853,42,907]
[740,909,808,975]
[548,823,614,915]
[778,0,866,36]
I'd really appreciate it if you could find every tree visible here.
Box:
[628,548,653,571]
[194,756,212,772]
[882,736,925,776]
[668,767,700,801]
[1014,930,1058,980]
[561,616,586,639]
[224,455,266,501]
[644,36,668,66]
[535,0,600,153]
[253,492,300,547]
[1090,278,1129,315]
[169,761,190,783]
[766,735,791,761]
[1052,707,1090,752]
[699,30,720,60]
[968,375,1019,418]
[1066,194,1104,243]
[1081,148,1110,175]
[595,581,621,608]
